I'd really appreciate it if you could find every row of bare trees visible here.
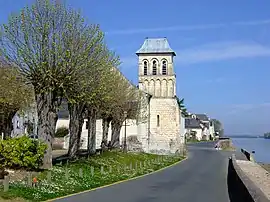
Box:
[0,0,143,169]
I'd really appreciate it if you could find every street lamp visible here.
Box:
[123,111,128,153]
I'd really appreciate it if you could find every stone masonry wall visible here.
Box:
[148,97,183,154]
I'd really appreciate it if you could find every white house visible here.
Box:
[195,114,210,140]
[10,104,38,138]
[184,113,215,141]
[209,120,215,140]
[185,116,203,140]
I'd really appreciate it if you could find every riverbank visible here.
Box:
[0,151,183,202]
[231,139,270,172]
[231,137,270,163]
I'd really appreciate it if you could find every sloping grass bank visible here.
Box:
[0,151,183,202]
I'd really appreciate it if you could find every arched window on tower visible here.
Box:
[152,60,157,75]
[162,60,167,75]
[143,61,148,75]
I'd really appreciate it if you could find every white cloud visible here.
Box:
[232,19,270,26]
[119,41,270,67]
[176,41,270,64]
[105,23,225,35]
[226,103,270,115]
[105,19,270,35]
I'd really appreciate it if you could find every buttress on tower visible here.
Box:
[136,37,184,154]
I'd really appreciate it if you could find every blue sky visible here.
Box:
[1,0,270,135]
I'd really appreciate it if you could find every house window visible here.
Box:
[152,60,157,75]
[143,61,148,75]
[162,61,167,75]
[157,115,160,127]
[17,121,20,129]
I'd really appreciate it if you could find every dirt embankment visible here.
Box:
[217,139,236,151]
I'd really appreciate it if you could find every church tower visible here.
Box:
[136,37,183,154]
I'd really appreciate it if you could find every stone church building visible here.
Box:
[57,37,185,154]
[136,37,184,153]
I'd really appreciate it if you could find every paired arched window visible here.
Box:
[152,60,157,75]
[144,59,167,75]
[162,60,167,75]
[143,61,148,75]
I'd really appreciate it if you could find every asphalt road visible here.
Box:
[55,142,235,202]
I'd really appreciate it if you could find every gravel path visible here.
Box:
[236,160,270,200]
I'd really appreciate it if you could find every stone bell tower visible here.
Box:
[136,37,183,154]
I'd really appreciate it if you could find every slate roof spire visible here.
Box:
[136,37,176,56]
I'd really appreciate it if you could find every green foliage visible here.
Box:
[212,119,224,136]
[0,65,34,137]
[0,0,118,162]
[264,132,270,139]
[55,126,69,138]
[98,68,142,124]
[0,136,47,170]
[175,96,188,117]
[0,65,33,110]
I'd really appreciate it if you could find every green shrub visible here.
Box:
[55,126,69,138]
[0,136,47,170]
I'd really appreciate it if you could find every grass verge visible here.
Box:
[0,151,183,202]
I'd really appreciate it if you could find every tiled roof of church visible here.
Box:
[136,37,176,56]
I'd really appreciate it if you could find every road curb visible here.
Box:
[46,156,188,201]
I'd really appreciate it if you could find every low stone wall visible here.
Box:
[228,154,269,202]
[52,137,65,150]
[219,139,232,148]
[217,139,235,150]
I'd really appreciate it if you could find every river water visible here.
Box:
[231,138,270,163]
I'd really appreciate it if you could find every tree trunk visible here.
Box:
[87,108,97,155]
[111,119,123,148]
[102,117,111,145]
[3,119,12,139]
[36,92,59,169]
[68,103,85,159]
[2,111,16,139]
